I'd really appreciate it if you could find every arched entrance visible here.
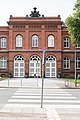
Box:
[29,55,41,77]
[45,55,56,78]
[14,55,24,77]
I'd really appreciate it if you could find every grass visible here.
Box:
[64,78,80,83]
[0,77,5,81]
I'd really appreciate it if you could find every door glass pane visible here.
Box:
[20,63,24,67]
[15,68,18,72]
[15,73,18,76]
[20,73,24,76]
[51,68,55,72]
[51,73,55,76]
[46,68,50,72]
[30,63,34,67]
[46,63,50,67]
[15,63,18,67]
[52,63,55,67]
[20,68,24,72]
[30,68,34,72]
[46,73,50,77]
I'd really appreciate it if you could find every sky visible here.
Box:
[0,0,76,26]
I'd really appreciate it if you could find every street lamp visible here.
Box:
[41,48,46,108]
[75,34,80,87]
[37,59,38,86]
[75,44,77,87]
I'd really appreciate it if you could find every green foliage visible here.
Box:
[0,77,5,81]
[64,78,80,83]
[65,0,80,45]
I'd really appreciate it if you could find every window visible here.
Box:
[48,35,54,47]
[64,38,70,48]
[32,35,38,47]
[63,57,70,69]
[0,57,7,69]
[1,37,6,48]
[76,57,80,69]
[76,44,80,48]
[16,35,22,47]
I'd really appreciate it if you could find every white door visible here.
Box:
[14,55,24,77]
[29,56,41,77]
[45,56,56,78]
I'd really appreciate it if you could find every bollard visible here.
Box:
[21,79,22,86]
[65,80,69,87]
[8,79,9,87]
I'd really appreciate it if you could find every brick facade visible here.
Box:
[0,8,80,78]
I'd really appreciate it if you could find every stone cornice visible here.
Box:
[0,49,80,53]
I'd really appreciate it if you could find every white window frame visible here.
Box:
[0,57,7,69]
[48,35,54,47]
[76,44,80,48]
[1,38,6,48]
[64,38,70,48]
[14,55,24,77]
[16,35,22,47]
[63,57,70,69]
[76,57,80,69]
[29,56,41,77]
[32,35,38,47]
[45,56,56,77]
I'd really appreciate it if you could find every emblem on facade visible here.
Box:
[30,7,41,17]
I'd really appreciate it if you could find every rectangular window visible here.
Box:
[1,38,6,48]
[63,58,70,69]
[76,57,80,69]
[48,39,54,47]
[64,38,69,48]
[32,35,38,47]
[16,35,22,47]
[16,39,22,47]
[32,39,38,47]
[0,59,7,68]
[63,61,66,68]
[48,35,54,47]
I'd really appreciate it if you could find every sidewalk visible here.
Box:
[0,77,80,88]
[0,105,47,120]
[0,78,48,120]
[0,78,80,120]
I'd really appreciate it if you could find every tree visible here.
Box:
[65,0,80,45]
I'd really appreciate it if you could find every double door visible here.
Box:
[45,61,56,78]
[29,61,40,77]
[14,61,24,77]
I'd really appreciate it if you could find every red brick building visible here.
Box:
[0,8,80,78]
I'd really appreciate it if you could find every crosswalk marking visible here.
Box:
[11,96,76,99]
[14,93,72,96]
[7,88,79,106]
[8,99,80,103]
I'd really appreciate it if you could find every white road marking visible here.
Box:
[11,95,77,99]
[8,99,80,103]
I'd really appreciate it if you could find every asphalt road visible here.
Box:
[0,78,80,120]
